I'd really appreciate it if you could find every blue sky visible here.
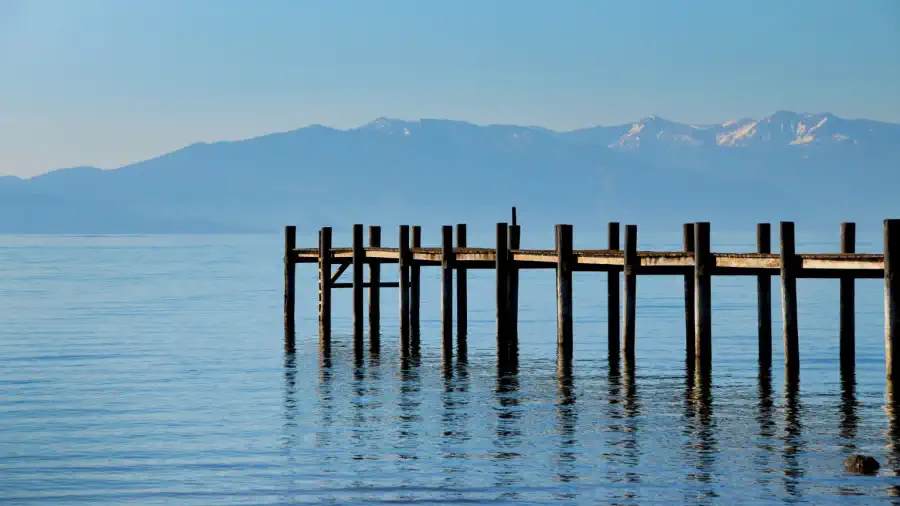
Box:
[1,0,898,176]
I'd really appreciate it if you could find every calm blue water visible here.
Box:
[2,233,900,505]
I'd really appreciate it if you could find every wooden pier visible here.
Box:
[284,213,900,382]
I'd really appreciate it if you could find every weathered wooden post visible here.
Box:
[557,224,574,363]
[622,224,637,362]
[410,226,422,340]
[840,222,855,371]
[352,224,364,341]
[398,225,410,354]
[508,223,521,343]
[757,223,772,367]
[683,223,695,364]
[608,222,620,357]
[885,219,900,380]
[368,226,381,343]
[284,225,296,352]
[496,223,510,359]
[780,221,799,381]
[694,222,711,372]
[457,224,468,342]
[441,225,454,358]
[318,227,332,341]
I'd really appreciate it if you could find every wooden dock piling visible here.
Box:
[886,219,900,380]
[441,225,454,357]
[556,224,574,364]
[840,222,855,371]
[683,224,695,364]
[608,222,620,357]
[284,225,296,352]
[508,223,521,343]
[410,226,422,341]
[352,224,364,341]
[496,223,510,359]
[318,227,332,341]
[757,223,772,367]
[694,222,711,372]
[622,224,637,362]
[398,225,410,353]
[368,226,381,344]
[456,224,468,345]
[780,221,799,380]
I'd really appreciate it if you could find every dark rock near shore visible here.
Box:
[844,455,880,474]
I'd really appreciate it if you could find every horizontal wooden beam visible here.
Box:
[332,282,401,289]
[292,246,888,277]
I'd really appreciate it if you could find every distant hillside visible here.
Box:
[3,111,898,235]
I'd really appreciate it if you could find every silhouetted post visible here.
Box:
[318,227,332,341]
[694,222,711,373]
[456,224,468,343]
[352,224,364,341]
[757,223,772,367]
[284,225,296,352]
[556,224,574,365]
[840,222,856,371]
[368,226,381,343]
[512,206,517,227]
[410,226,422,341]
[683,223,695,364]
[608,222,620,357]
[398,225,410,354]
[508,223,521,343]
[886,220,900,380]
[441,226,454,359]
[496,223,510,360]
[780,221,799,381]
[622,224,637,362]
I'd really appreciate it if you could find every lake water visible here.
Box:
[2,233,900,505]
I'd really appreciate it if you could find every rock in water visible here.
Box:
[844,455,880,474]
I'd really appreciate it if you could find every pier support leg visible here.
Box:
[757,223,772,367]
[352,224,364,343]
[398,225,410,357]
[608,222,620,357]
[683,224,695,366]
[886,220,900,380]
[368,226,381,349]
[840,222,856,372]
[318,227,332,346]
[694,222,711,373]
[508,224,521,349]
[622,224,637,363]
[410,226,422,349]
[456,224,468,359]
[780,222,799,382]
[441,226,454,362]
[556,224,574,365]
[284,226,296,353]
[497,223,510,362]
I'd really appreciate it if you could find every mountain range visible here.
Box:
[2,110,898,238]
